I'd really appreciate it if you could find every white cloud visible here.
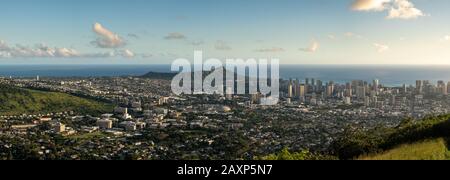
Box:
[352,0,426,20]
[92,22,126,48]
[0,40,11,51]
[164,32,186,40]
[374,43,389,53]
[255,47,285,53]
[387,0,424,19]
[54,48,80,57]
[86,50,136,58]
[120,49,135,58]
[0,52,11,58]
[84,51,116,58]
[300,40,319,53]
[352,0,391,11]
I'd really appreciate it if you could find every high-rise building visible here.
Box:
[371,96,378,107]
[356,86,365,100]
[373,79,379,92]
[345,83,352,97]
[316,80,323,92]
[364,96,370,106]
[287,82,293,98]
[447,82,450,94]
[437,81,447,95]
[423,80,431,94]
[294,79,300,97]
[390,95,396,105]
[416,80,423,94]
[298,84,306,98]
[351,80,364,94]
[326,83,334,97]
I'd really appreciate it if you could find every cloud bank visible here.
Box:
[0,40,135,58]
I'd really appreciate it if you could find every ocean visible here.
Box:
[1,64,450,87]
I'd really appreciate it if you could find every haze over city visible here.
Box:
[0,0,449,65]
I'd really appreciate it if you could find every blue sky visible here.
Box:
[1,0,450,64]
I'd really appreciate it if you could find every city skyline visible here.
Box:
[1,0,450,65]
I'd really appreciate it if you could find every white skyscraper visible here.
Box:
[373,79,379,92]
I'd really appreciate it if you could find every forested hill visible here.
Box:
[0,85,112,116]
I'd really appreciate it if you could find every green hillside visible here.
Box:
[332,114,450,160]
[358,138,450,160]
[0,85,113,116]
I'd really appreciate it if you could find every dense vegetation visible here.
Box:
[358,138,450,160]
[331,114,450,160]
[0,85,113,116]
[255,147,337,160]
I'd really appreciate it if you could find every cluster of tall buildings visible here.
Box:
[286,78,377,100]
[416,80,450,95]
[287,78,322,101]
[285,78,334,105]
[285,77,450,106]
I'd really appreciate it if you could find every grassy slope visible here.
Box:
[333,114,450,160]
[358,138,450,160]
[0,85,112,116]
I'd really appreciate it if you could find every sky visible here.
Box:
[1,0,450,65]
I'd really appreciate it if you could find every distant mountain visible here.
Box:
[141,68,264,94]
[141,67,249,79]
[0,85,113,116]
[140,71,177,80]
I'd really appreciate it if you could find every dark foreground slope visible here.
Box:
[331,114,450,160]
